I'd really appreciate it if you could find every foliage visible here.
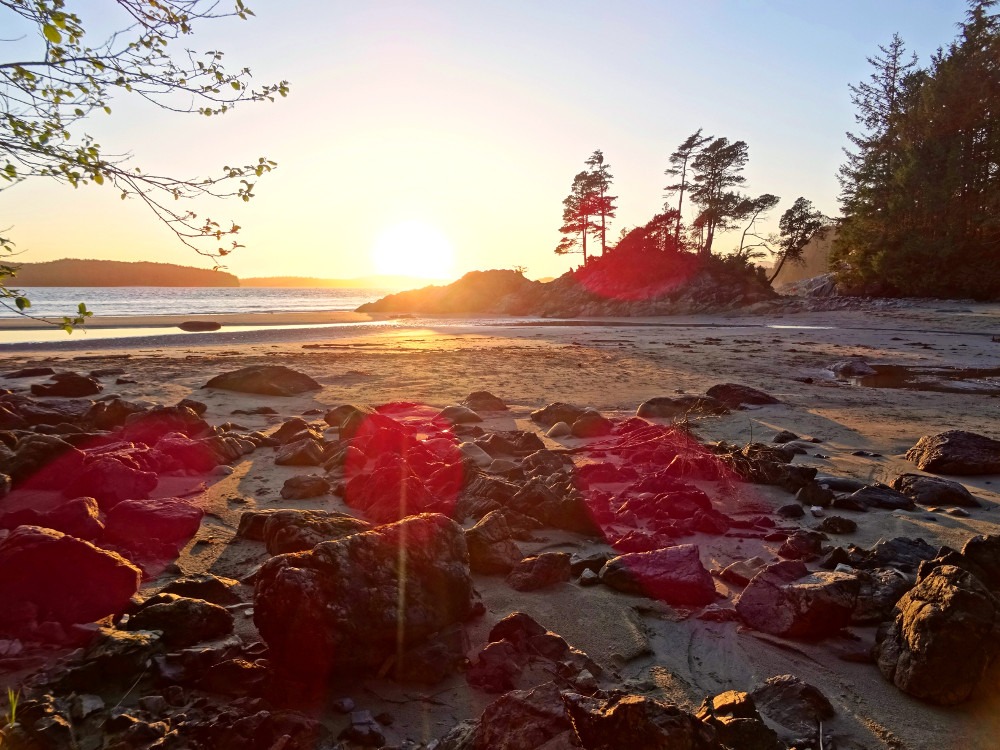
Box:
[832,1,1000,298]
[663,128,712,245]
[0,0,287,326]
[688,137,750,256]
[768,198,830,283]
[555,150,616,265]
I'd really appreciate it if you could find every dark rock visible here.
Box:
[440,682,573,750]
[5,367,55,379]
[564,692,723,750]
[271,416,322,444]
[198,657,268,696]
[891,473,979,506]
[749,674,835,735]
[254,513,474,679]
[508,478,596,534]
[852,568,915,624]
[771,429,798,443]
[599,544,717,605]
[84,397,146,430]
[122,405,211,445]
[280,473,331,500]
[636,395,729,419]
[274,438,324,466]
[31,373,102,398]
[0,494,103,539]
[506,552,571,591]
[776,503,805,519]
[65,454,158,510]
[696,690,784,750]
[176,398,208,416]
[853,536,938,573]
[396,623,470,684]
[847,484,915,510]
[232,405,279,416]
[961,534,1000,590]
[125,595,233,647]
[103,497,204,555]
[437,405,483,424]
[705,383,779,409]
[262,509,372,555]
[1,434,83,488]
[876,564,1000,704]
[465,510,523,574]
[0,526,140,633]
[466,637,526,693]
[905,430,1000,475]
[530,402,588,427]
[736,560,860,638]
[719,556,767,587]
[795,481,835,507]
[778,529,826,559]
[205,364,322,396]
[818,515,857,534]
[571,412,613,438]
[178,320,222,332]
[159,573,242,606]
[570,551,610,577]
[463,391,508,411]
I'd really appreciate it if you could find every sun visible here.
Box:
[371,220,456,280]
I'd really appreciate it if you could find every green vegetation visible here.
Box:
[832,0,1000,298]
[0,0,286,325]
[555,150,618,265]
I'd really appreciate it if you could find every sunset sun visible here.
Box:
[371,220,456,280]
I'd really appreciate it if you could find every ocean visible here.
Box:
[0,287,388,318]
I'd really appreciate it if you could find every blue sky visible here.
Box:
[2,0,973,280]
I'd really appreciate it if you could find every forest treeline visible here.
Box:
[555,0,999,300]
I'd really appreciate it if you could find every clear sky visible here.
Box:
[2,0,973,281]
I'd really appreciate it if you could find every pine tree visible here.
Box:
[585,150,617,256]
[664,129,712,245]
[689,138,749,256]
[555,170,601,265]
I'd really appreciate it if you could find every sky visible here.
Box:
[1,0,974,282]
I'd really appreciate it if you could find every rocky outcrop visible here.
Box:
[465,510,523,574]
[262,509,371,555]
[705,383,780,409]
[905,430,1000,475]
[891,473,979,506]
[253,513,474,679]
[599,545,717,605]
[204,365,322,396]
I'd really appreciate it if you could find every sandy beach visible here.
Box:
[2,299,1000,749]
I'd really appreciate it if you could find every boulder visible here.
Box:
[84,398,146,430]
[274,438,324,466]
[280,473,331,500]
[817,515,857,534]
[876,564,1000,704]
[103,497,204,554]
[736,560,860,638]
[437,405,483,424]
[440,682,573,750]
[705,383,780,409]
[636,395,728,419]
[0,494,103,540]
[571,412,613,438]
[254,513,474,679]
[846,484,915,511]
[64,455,158,510]
[262,509,372,555]
[0,526,140,632]
[5,367,55,379]
[506,552,571,591]
[905,430,1000,475]
[465,510,523,574]
[891,473,979,506]
[530,402,588,427]
[778,529,826,560]
[749,675,835,735]
[719,556,767,587]
[204,365,322,397]
[125,595,234,647]
[324,404,369,428]
[31,373,102,398]
[159,573,242,606]
[599,544,717,605]
[122,405,211,445]
[462,391,508,412]
[853,536,938,573]
[695,690,783,750]
[1,434,83,488]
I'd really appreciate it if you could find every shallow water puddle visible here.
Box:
[846,364,1000,395]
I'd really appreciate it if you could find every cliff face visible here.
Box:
[10,259,240,287]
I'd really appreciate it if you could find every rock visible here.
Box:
[749,675,835,735]
[57,628,163,692]
[827,359,876,377]
[122,404,211,444]
[31,373,102,398]
[125,595,234,647]
[705,383,779,409]
[460,441,495,468]
[599,545,717,605]
[64,455,158,510]
[564,692,723,750]
[159,573,242,606]
[961,534,1000,589]
[771,429,798,444]
[571,412,613,438]
[465,510,523,574]
[254,513,474,679]
[876,565,1000,704]
[437,405,483,424]
[776,503,805,519]
[506,552,571,591]
[636,395,729,419]
[5,367,55,379]
[204,365,322,396]
[178,321,222,332]
[396,622,470,684]
[440,682,573,750]
[854,536,938,573]
[0,526,140,633]
[736,560,860,638]
[546,421,572,438]
[847,484,915,510]
[104,497,204,555]
[274,438,324,466]
[719,556,767,587]
[530,402,588,427]
[324,404,368,427]
[818,515,857,534]
[262,509,372,555]
[0,494,103,539]
[463,391,508,412]
[280,473,331,500]
[891,473,979,506]
[778,529,826,559]
[696,690,783,750]
[84,397,146,430]
[1,434,83,488]
[852,568,915,624]
[905,430,1000,475]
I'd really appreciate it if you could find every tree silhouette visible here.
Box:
[689,138,749,257]
[555,170,601,265]
[585,149,617,256]
[664,129,712,245]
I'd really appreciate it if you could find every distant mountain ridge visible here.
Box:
[241,274,449,289]
[11,259,239,287]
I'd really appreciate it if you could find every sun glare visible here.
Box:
[371,220,456,280]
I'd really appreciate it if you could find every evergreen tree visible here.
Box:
[689,137,749,256]
[768,198,829,283]
[555,170,601,265]
[663,129,712,244]
[585,150,617,256]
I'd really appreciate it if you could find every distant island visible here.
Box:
[12,259,239,287]
[8,260,448,289]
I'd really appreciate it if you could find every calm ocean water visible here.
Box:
[0,287,388,318]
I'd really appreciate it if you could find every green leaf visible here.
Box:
[231,81,241,90]
[15,297,30,311]
[43,24,62,44]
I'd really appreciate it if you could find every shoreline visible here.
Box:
[0,310,389,331]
